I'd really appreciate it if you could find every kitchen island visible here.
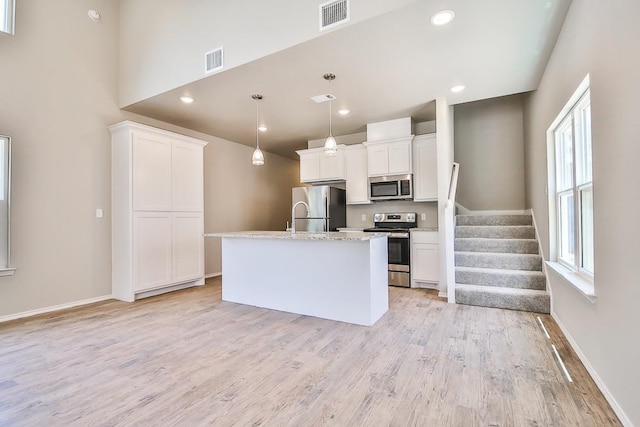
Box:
[205,231,388,326]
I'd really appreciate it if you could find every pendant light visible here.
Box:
[323,73,337,156]
[251,94,265,166]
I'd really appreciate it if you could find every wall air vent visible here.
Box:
[205,47,224,74]
[320,0,350,31]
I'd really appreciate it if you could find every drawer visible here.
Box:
[411,231,438,244]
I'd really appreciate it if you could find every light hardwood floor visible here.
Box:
[0,277,620,426]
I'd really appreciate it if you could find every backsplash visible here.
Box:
[347,200,438,229]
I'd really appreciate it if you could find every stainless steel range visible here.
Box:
[363,212,417,287]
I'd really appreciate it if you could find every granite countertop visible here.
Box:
[412,227,439,232]
[204,231,387,241]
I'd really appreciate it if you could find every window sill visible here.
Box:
[0,268,16,277]
[545,261,596,304]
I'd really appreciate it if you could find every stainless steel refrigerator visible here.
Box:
[292,186,346,232]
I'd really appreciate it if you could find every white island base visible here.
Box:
[215,232,389,326]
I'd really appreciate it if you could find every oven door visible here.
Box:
[387,234,410,287]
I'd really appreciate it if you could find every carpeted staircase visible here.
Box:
[454,213,550,313]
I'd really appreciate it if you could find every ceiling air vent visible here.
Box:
[205,47,224,74]
[320,0,350,31]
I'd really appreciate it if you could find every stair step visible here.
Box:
[454,238,539,254]
[455,251,542,271]
[455,284,550,314]
[456,214,532,226]
[456,225,535,239]
[455,266,546,290]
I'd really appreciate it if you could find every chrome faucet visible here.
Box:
[291,201,310,234]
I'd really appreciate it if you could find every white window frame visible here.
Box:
[545,74,595,300]
[0,0,16,35]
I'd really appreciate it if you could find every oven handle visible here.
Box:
[388,233,410,238]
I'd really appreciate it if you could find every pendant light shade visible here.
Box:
[251,94,265,166]
[252,147,264,166]
[323,73,337,156]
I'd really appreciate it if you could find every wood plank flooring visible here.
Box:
[0,277,621,426]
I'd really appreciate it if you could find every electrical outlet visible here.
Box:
[361,214,366,221]
[421,213,426,221]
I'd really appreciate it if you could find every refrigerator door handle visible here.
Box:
[325,196,329,231]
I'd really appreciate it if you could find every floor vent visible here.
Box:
[205,47,224,74]
[320,0,350,31]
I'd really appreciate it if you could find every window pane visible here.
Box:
[558,192,575,265]
[576,98,592,185]
[581,187,594,274]
[556,120,574,191]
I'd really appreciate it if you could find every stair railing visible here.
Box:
[445,162,460,303]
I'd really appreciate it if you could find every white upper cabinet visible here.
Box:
[363,136,413,177]
[412,134,438,202]
[296,146,346,183]
[132,132,172,211]
[344,144,370,204]
[172,141,204,211]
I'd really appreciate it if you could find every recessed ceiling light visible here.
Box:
[450,85,466,93]
[338,109,350,116]
[431,10,455,26]
[258,125,268,132]
[88,9,101,21]
[179,96,194,104]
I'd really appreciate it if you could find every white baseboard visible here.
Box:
[551,312,632,427]
[205,272,222,279]
[0,294,113,324]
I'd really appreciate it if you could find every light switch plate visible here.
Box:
[361,214,366,221]
[421,213,426,221]
[96,208,103,218]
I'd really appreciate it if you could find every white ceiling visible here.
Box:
[124,0,572,159]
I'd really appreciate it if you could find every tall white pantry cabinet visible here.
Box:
[109,121,208,302]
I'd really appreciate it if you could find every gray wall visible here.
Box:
[454,94,526,211]
[0,0,299,317]
[523,1,640,424]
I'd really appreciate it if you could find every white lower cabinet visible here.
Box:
[133,212,173,292]
[411,231,439,289]
[173,212,204,283]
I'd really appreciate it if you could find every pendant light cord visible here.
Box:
[329,98,333,137]
[255,99,260,149]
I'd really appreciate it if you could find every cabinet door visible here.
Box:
[345,146,370,204]
[412,243,439,283]
[319,150,345,180]
[367,145,389,176]
[413,135,438,201]
[132,132,172,211]
[172,141,203,211]
[173,212,204,283]
[299,153,320,182]
[388,140,412,175]
[133,212,173,291]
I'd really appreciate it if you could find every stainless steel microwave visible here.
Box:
[369,174,413,201]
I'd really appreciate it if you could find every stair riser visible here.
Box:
[455,253,542,271]
[455,287,550,314]
[456,214,532,226]
[455,269,546,290]
[456,226,535,239]
[455,239,539,254]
